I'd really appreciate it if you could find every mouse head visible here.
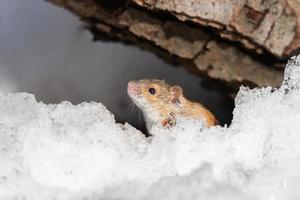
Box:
[127,79,183,118]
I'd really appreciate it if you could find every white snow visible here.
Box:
[0,55,300,199]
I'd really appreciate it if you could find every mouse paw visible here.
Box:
[161,118,176,128]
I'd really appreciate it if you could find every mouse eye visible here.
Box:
[148,88,156,95]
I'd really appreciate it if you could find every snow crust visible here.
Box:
[1,56,300,199]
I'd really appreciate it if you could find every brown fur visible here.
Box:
[127,79,218,129]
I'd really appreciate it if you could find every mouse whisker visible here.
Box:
[130,101,135,111]
[126,97,135,113]
[138,109,142,123]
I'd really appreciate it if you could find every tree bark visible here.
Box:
[47,0,297,89]
[134,0,300,57]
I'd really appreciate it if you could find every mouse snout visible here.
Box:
[127,81,141,97]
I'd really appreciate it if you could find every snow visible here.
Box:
[0,55,300,199]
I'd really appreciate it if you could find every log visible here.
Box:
[134,0,300,57]
[48,0,289,89]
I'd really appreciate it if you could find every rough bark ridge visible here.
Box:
[48,0,291,88]
[135,0,300,57]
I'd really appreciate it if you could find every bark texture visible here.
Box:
[134,0,300,57]
[48,0,296,88]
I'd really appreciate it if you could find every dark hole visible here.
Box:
[94,0,128,10]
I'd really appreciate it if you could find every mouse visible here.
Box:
[127,79,218,131]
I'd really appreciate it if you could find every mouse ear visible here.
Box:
[169,86,183,104]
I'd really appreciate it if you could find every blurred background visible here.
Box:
[0,0,233,131]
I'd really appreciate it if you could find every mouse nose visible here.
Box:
[127,81,134,92]
[127,81,138,95]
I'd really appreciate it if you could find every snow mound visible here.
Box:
[1,56,300,199]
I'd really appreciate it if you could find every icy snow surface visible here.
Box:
[1,56,300,199]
